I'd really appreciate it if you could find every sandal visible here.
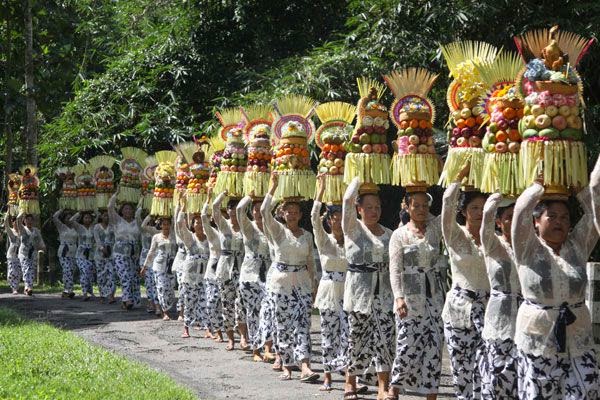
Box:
[300,372,320,383]
[343,391,359,400]
[278,373,291,381]
[25,288,33,296]
[356,385,369,394]
[181,332,190,338]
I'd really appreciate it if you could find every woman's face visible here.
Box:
[82,213,93,226]
[407,193,430,224]
[463,196,485,228]
[496,206,514,241]
[252,203,262,224]
[535,202,570,246]
[357,195,381,226]
[160,218,171,231]
[121,204,133,219]
[100,211,109,224]
[24,215,34,227]
[193,216,203,234]
[328,211,342,232]
[283,203,301,226]
[227,207,238,225]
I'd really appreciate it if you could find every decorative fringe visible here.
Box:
[18,199,40,215]
[315,102,356,124]
[357,77,386,99]
[215,171,245,198]
[441,41,499,78]
[243,171,270,198]
[391,154,439,187]
[58,197,77,211]
[343,153,391,185]
[383,68,439,100]
[438,147,485,188]
[187,192,207,214]
[480,152,523,196]
[118,186,140,205]
[77,196,96,212]
[318,174,347,204]
[520,140,588,189]
[96,193,111,210]
[8,204,19,217]
[142,193,153,212]
[475,52,524,89]
[273,95,317,118]
[274,170,316,201]
[150,197,173,218]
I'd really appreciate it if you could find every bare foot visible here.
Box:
[225,339,235,351]
[182,327,190,338]
[162,312,171,321]
[204,329,214,339]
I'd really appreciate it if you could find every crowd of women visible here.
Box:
[3,154,600,400]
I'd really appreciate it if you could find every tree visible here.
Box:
[24,0,37,165]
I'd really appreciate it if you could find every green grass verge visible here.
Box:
[0,307,196,400]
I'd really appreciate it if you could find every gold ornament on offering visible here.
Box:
[315,101,355,203]
[56,167,77,211]
[384,67,440,190]
[118,147,147,204]
[241,105,273,198]
[344,78,391,185]
[514,26,594,191]
[88,155,116,209]
[439,41,499,188]
[271,94,317,201]
[150,150,178,217]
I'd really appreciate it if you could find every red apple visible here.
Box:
[362,144,372,153]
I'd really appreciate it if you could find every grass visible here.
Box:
[0,307,196,400]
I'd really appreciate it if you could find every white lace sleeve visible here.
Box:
[69,212,85,235]
[236,196,254,241]
[441,182,467,251]
[108,194,123,226]
[201,203,220,249]
[511,183,543,265]
[481,193,502,257]
[389,229,405,299]
[260,194,285,244]
[176,209,194,249]
[342,177,360,238]
[311,201,328,251]
[212,192,231,236]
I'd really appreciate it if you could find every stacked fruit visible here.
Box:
[141,156,157,212]
[347,112,389,155]
[120,160,142,188]
[7,174,20,216]
[208,150,223,189]
[18,166,41,215]
[520,92,582,141]
[219,129,247,173]
[273,121,310,171]
[151,150,178,217]
[449,104,486,148]
[396,118,435,155]
[318,128,347,175]
[483,96,524,154]
[247,140,272,173]
[89,156,116,210]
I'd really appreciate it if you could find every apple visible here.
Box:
[570,106,579,116]
[460,108,472,118]
[535,114,552,129]
[558,105,571,117]
[488,122,498,133]
[486,132,497,144]
[487,144,496,152]
[469,136,482,147]
[381,144,388,153]
[420,136,428,144]
[567,115,583,129]
[372,144,382,154]
[325,160,333,168]
[450,137,458,147]
[351,135,360,144]
[456,137,467,147]
[452,127,461,137]
[523,105,531,115]
[336,151,344,159]
[461,127,472,138]
[359,133,370,144]
[405,127,414,135]
[334,158,344,168]
[523,115,536,129]
[407,144,418,154]
[329,166,338,175]
[452,110,461,120]
[508,142,520,153]
[497,119,508,131]
[319,166,328,174]
[426,137,434,145]
[428,145,436,154]
[545,105,558,117]
[531,105,544,117]
[495,142,508,153]
[418,144,429,154]
[397,129,405,137]
[259,166,268,172]
[552,115,567,130]
[362,144,372,153]
[408,135,420,145]
[370,134,381,144]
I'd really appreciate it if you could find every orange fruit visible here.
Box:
[399,120,409,129]
[300,149,309,157]
[284,148,292,155]
[475,115,484,125]
[516,108,524,118]
[495,131,508,142]
[323,144,331,152]
[502,107,516,119]
[410,119,419,129]
[507,129,521,142]
[465,117,476,128]
[456,119,466,129]
[419,119,429,129]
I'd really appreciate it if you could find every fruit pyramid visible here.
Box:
[384,67,440,189]
[150,150,178,217]
[241,104,273,197]
[89,155,116,209]
[72,163,96,212]
[439,41,499,188]
[118,147,147,205]
[315,101,355,203]
[173,142,194,205]
[271,94,317,201]
[56,168,77,211]
[8,173,21,216]
[514,26,594,192]
[476,52,525,196]
[18,165,41,215]
[215,108,247,198]
[344,77,391,185]
[181,138,211,213]
[141,155,157,212]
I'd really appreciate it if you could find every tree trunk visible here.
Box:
[24,0,37,166]
[3,2,14,199]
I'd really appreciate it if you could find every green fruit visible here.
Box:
[371,134,381,144]
[523,129,539,139]
[539,128,560,139]
[398,129,405,137]
[405,127,414,135]
[489,122,498,133]
[560,128,583,140]
[518,118,524,134]
[481,133,490,151]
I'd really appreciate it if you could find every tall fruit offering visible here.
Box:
[89,155,116,209]
[141,156,157,212]
[18,166,40,215]
[73,163,96,212]
[150,150,178,217]
[118,147,147,205]
[242,105,273,197]
[215,108,247,198]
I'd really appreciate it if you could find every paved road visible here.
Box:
[0,291,455,399]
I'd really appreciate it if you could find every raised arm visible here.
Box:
[69,212,85,234]
[389,229,405,300]
[589,155,600,237]
[571,183,600,258]
[341,177,360,236]
[441,182,465,250]
[480,193,503,256]
[236,196,254,240]
[4,213,17,242]
[260,194,285,243]
[140,215,159,236]
[310,201,328,251]
[134,200,143,227]
[176,206,194,249]
[201,202,220,249]
[15,212,25,235]
[511,182,543,264]
[108,193,123,226]
[52,210,68,233]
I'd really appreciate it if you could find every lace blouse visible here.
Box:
[212,193,244,282]
[342,178,393,314]
[201,203,222,280]
[52,211,78,258]
[512,182,599,357]
[144,231,177,274]
[70,213,96,260]
[480,194,521,342]
[5,214,20,260]
[236,196,271,284]
[108,195,140,256]
[441,182,490,329]
[176,210,209,285]
[93,223,114,260]
[260,193,315,295]
[311,200,346,311]
[389,214,445,318]
[17,216,44,261]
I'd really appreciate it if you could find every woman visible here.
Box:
[93,210,116,303]
[512,158,600,399]
[70,211,96,300]
[312,176,348,391]
[387,190,444,400]
[16,212,46,296]
[236,194,271,361]
[4,213,22,295]
[212,191,247,351]
[342,177,394,400]
[441,165,490,400]
[173,230,187,322]
[176,198,209,338]
[260,173,319,382]
[137,203,160,315]
[201,200,224,342]
[142,216,177,321]
[479,193,520,398]
[52,209,78,298]
[108,193,140,309]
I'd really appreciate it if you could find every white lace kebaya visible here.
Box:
[236,196,270,284]
[512,182,599,358]
[201,203,222,281]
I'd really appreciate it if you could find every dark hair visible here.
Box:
[322,204,342,232]
[400,192,431,225]
[494,204,515,233]
[118,202,134,216]
[190,215,202,231]
[532,200,569,220]
[456,190,488,225]
[226,199,239,210]
[357,193,379,206]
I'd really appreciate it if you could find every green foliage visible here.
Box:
[0,307,196,400]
